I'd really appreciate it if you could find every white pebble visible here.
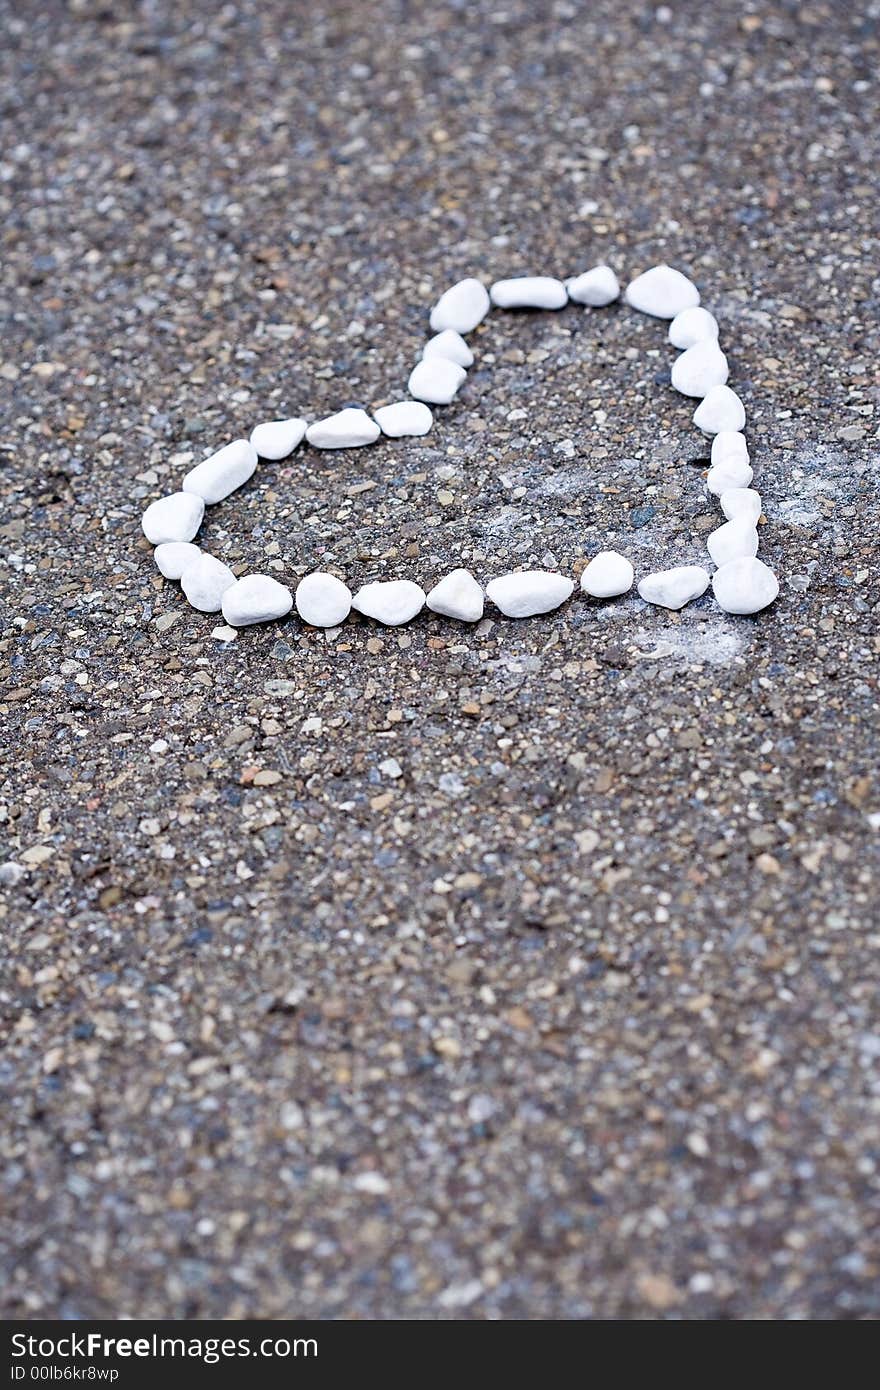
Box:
[711,430,750,466]
[429,278,490,334]
[295,572,352,627]
[625,264,700,318]
[707,518,759,568]
[182,439,258,504]
[249,417,307,460]
[306,408,380,449]
[670,340,729,398]
[721,488,762,524]
[668,306,719,349]
[580,550,634,598]
[426,568,484,622]
[712,557,779,615]
[154,541,201,580]
[352,579,426,626]
[422,330,474,367]
[638,565,710,610]
[408,358,466,405]
[181,553,237,613]
[566,265,620,307]
[489,276,568,310]
[142,492,205,545]
[486,571,574,618]
[373,400,433,437]
[221,574,293,627]
[707,457,754,495]
[693,384,746,434]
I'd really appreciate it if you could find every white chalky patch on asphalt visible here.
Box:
[776,499,823,527]
[633,624,745,666]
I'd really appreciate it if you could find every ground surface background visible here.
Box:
[1,0,878,1320]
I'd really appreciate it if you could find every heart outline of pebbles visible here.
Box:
[142,262,780,632]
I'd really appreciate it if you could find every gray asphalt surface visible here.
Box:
[1,0,879,1319]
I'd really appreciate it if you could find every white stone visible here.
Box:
[489,276,568,310]
[426,568,484,622]
[625,264,700,318]
[638,565,710,610]
[707,518,759,568]
[422,330,474,367]
[373,400,433,437]
[181,553,237,613]
[671,340,729,398]
[668,305,719,349]
[154,541,201,580]
[712,556,779,615]
[295,572,352,627]
[408,358,466,405]
[720,488,762,524]
[306,408,380,449]
[429,278,490,334]
[486,571,574,618]
[142,491,205,545]
[352,579,426,626]
[693,384,746,434]
[566,265,620,307]
[711,430,750,466]
[580,550,634,598]
[182,439,258,504]
[221,574,293,627]
[249,417,307,460]
[706,457,754,495]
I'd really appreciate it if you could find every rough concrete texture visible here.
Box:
[1,0,879,1319]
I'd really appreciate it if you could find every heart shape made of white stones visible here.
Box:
[141,262,780,635]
